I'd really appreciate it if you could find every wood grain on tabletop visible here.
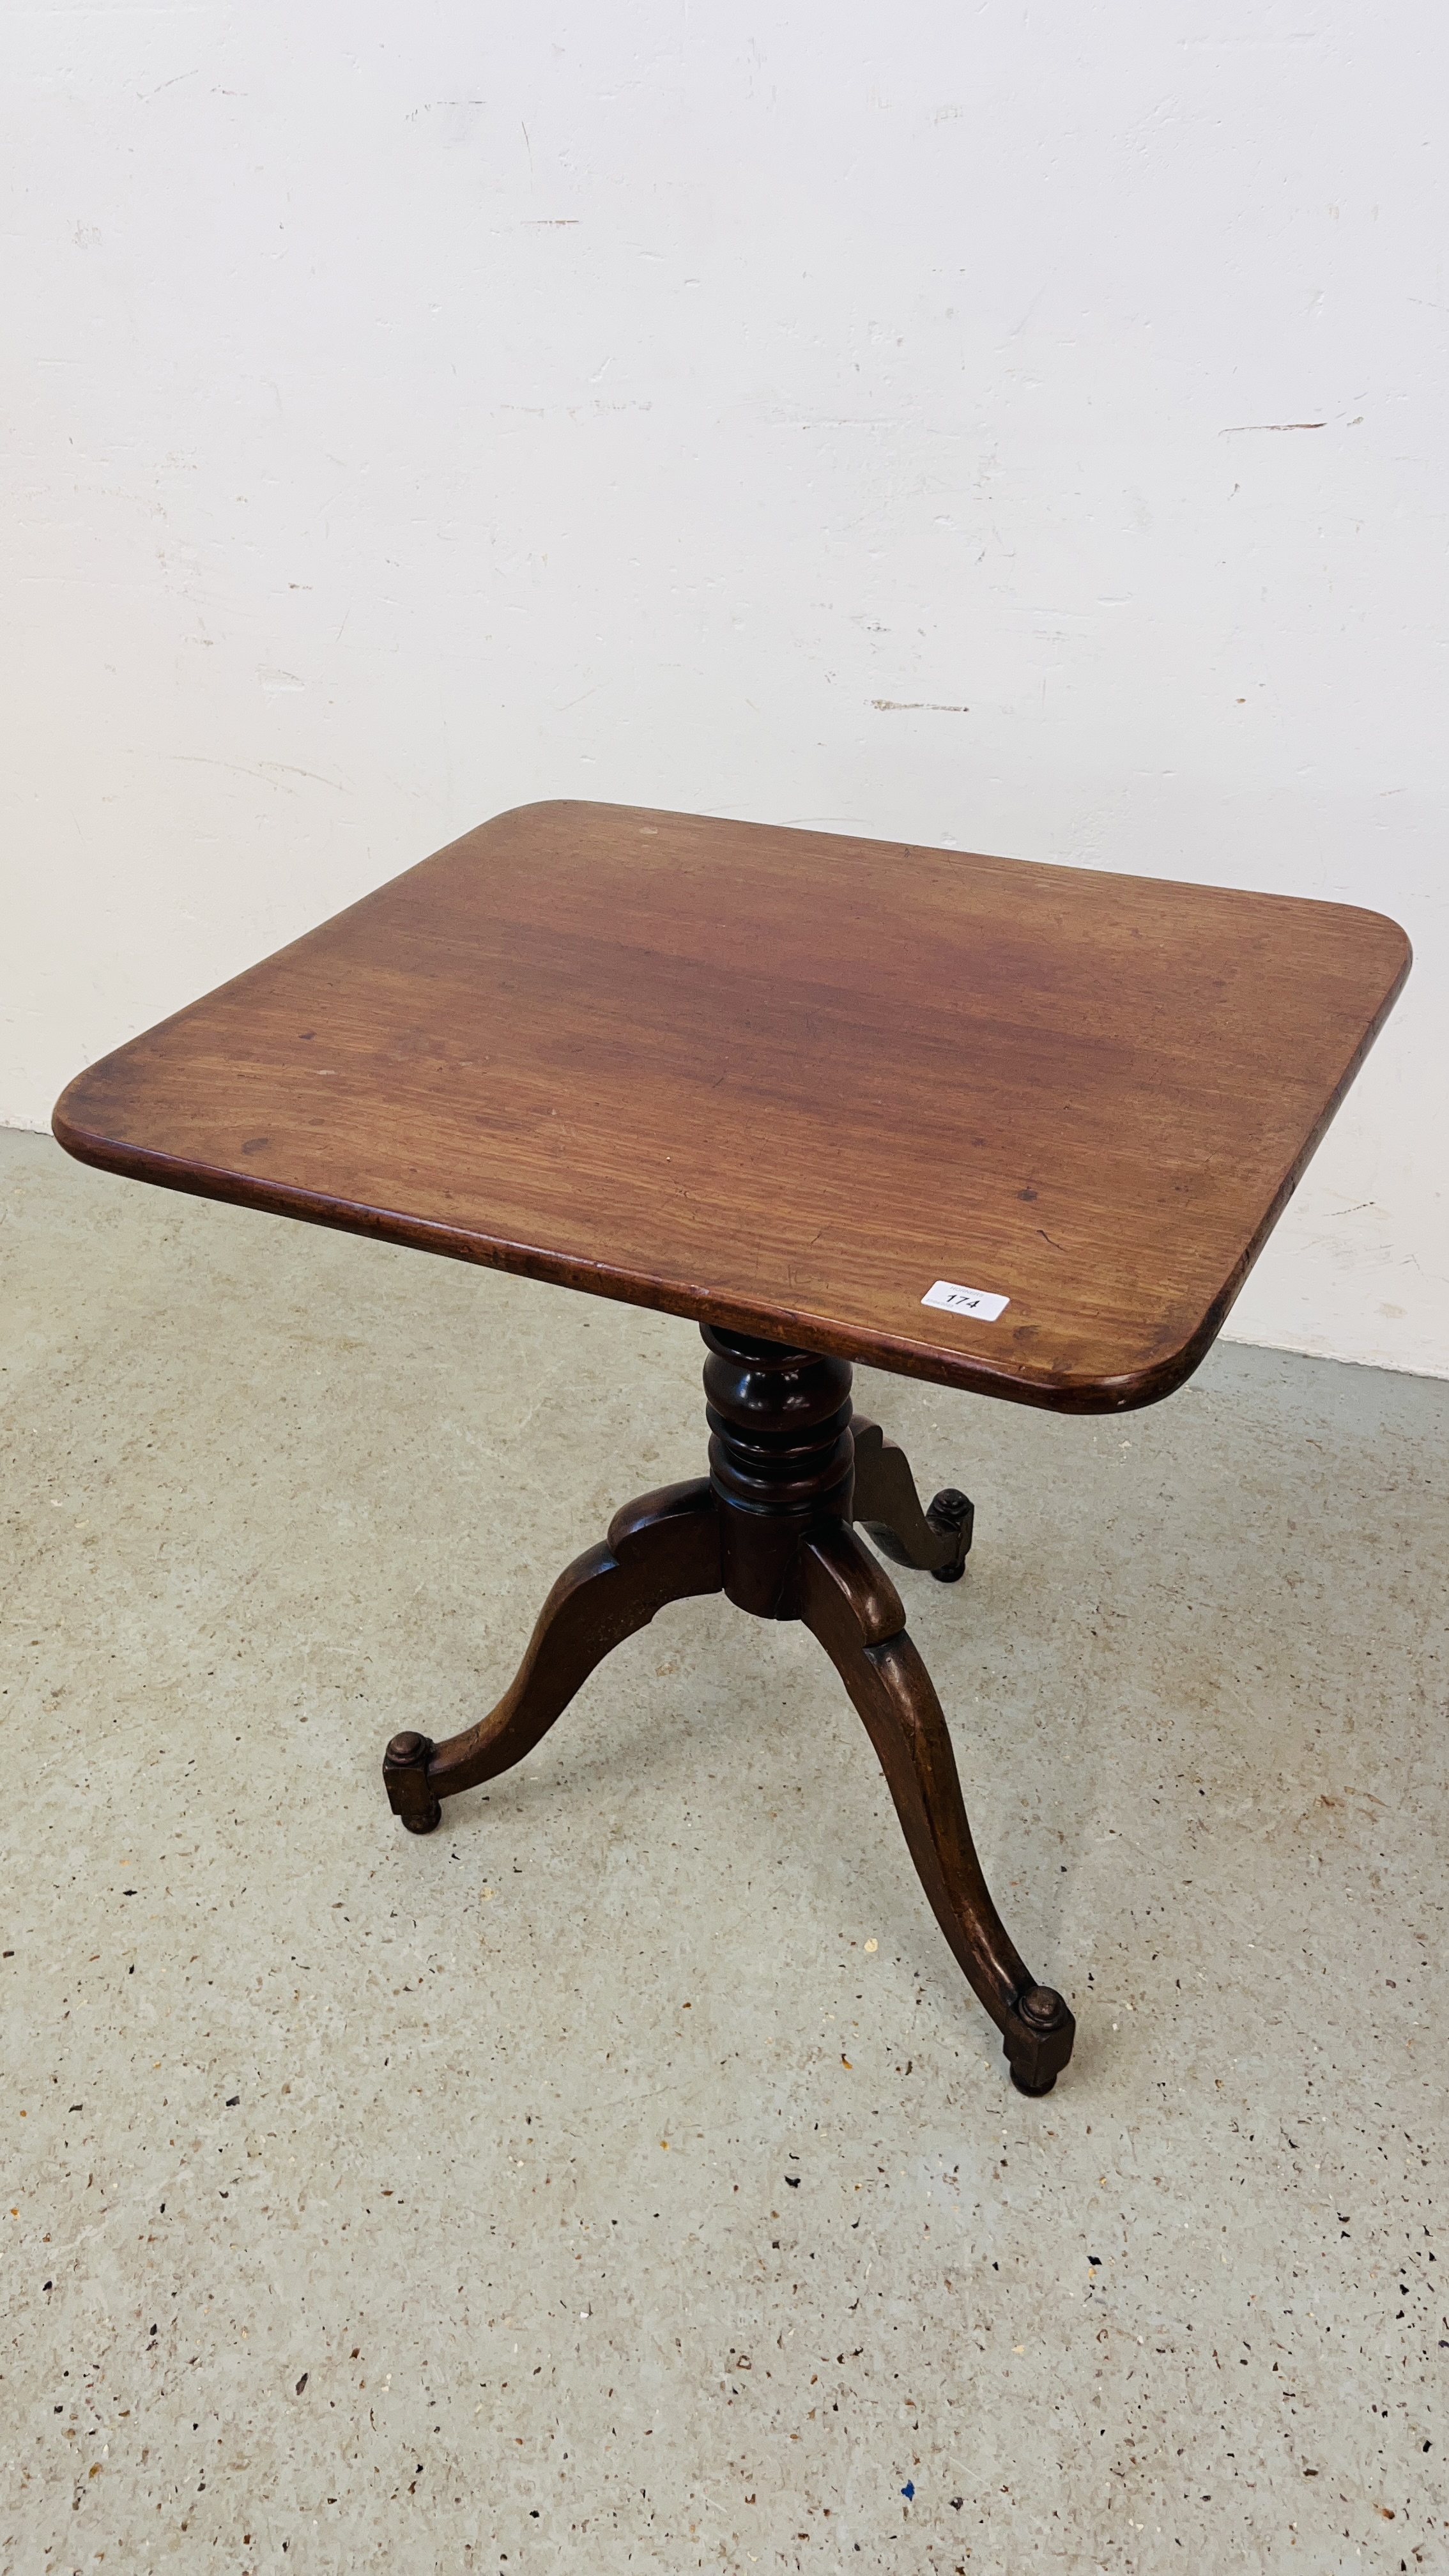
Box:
[52,801,1411,1411]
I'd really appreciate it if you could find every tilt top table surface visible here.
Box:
[52,799,1410,1416]
[53,802,1410,2096]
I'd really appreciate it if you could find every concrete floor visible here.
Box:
[1,1126,1445,2576]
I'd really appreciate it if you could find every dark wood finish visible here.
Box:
[50,803,1411,2093]
[788,1522,1072,2096]
[52,801,1410,1413]
[850,1416,974,1581]
[383,1477,721,1832]
[703,1327,855,1614]
[383,1324,1072,2093]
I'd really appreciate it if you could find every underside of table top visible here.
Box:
[52,801,1409,1412]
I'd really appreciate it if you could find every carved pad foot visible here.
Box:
[383,1731,442,1835]
[925,1487,974,1583]
[1003,1984,1076,2094]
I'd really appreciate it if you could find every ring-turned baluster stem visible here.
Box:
[702,1325,854,1616]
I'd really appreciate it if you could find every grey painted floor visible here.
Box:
[1,1124,1446,2576]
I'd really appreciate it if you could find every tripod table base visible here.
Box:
[384,1326,1075,2099]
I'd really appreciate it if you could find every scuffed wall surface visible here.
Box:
[2,3,1444,1373]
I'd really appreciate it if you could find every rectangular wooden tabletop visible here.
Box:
[52,801,1410,1412]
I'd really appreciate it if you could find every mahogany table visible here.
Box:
[53,802,1410,2094]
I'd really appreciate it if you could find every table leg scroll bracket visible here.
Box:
[850,1415,974,1583]
[382,1478,722,1832]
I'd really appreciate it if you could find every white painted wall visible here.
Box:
[4,3,1445,1376]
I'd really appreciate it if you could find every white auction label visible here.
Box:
[922,1278,1011,1322]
